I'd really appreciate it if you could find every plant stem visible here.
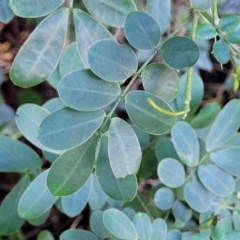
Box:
[10,132,23,139]
[213,0,219,26]
[214,195,233,216]
[136,194,154,221]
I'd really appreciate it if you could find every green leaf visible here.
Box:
[172,122,199,167]
[103,209,138,240]
[177,71,204,120]
[211,148,240,177]
[88,39,138,82]
[73,9,113,67]
[196,23,217,39]
[61,176,92,217]
[96,135,137,201]
[155,137,180,162]
[219,15,240,33]
[60,229,98,240]
[82,0,136,27]
[206,99,240,152]
[166,230,181,240]
[123,207,136,221]
[39,107,105,150]
[224,231,240,240]
[0,137,41,172]
[88,173,107,210]
[131,124,150,149]
[124,11,160,50]
[233,211,240,230]
[198,165,235,197]
[192,233,210,240]
[58,69,120,111]
[154,187,175,210]
[172,200,192,223]
[157,158,185,188]
[151,218,167,240]
[16,104,61,154]
[213,40,230,64]
[125,91,176,135]
[18,170,58,219]
[36,230,54,240]
[109,117,141,178]
[226,28,240,44]
[141,63,180,101]
[147,0,171,33]
[133,213,152,240]
[212,218,229,240]
[28,210,50,226]
[47,136,97,196]
[0,0,14,23]
[42,98,66,113]
[59,42,85,78]
[47,65,61,89]
[190,0,214,11]
[184,182,211,213]
[191,102,221,129]
[0,175,30,235]
[161,36,200,70]
[90,211,111,239]
[10,0,64,17]
[10,8,69,87]
[42,151,59,163]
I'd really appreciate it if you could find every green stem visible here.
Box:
[214,195,233,216]
[10,132,23,140]
[213,0,219,26]
[136,194,154,221]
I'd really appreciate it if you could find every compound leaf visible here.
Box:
[60,229,98,240]
[0,0,14,23]
[133,213,152,240]
[154,187,175,210]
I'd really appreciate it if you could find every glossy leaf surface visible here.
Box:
[18,170,58,219]
[198,165,235,197]
[147,0,171,33]
[157,158,185,188]
[82,0,136,27]
[58,69,120,111]
[133,213,152,240]
[109,118,141,178]
[0,175,30,235]
[10,0,64,17]
[0,0,14,23]
[103,209,138,240]
[124,11,160,50]
[10,9,69,87]
[96,135,137,201]
[125,91,176,135]
[47,136,97,196]
[172,122,199,166]
[0,137,41,172]
[61,177,92,217]
[88,39,138,82]
[39,107,105,150]
[59,42,85,77]
[184,182,211,213]
[73,9,113,67]
[206,99,240,152]
[161,37,200,70]
[141,63,180,101]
